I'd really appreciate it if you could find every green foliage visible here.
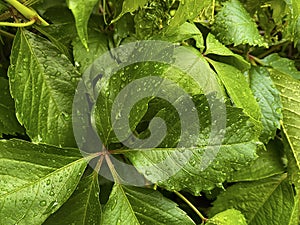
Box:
[0,0,300,224]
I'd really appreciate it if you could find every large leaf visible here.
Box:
[112,0,148,23]
[212,0,266,47]
[44,172,101,225]
[206,209,247,225]
[67,0,99,49]
[0,77,24,137]
[73,29,109,73]
[127,95,260,194]
[229,139,285,182]
[208,59,262,131]
[102,184,195,225]
[262,53,300,80]
[0,139,89,225]
[210,174,298,225]
[249,66,282,142]
[8,29,79,147]
[270,69,300,188]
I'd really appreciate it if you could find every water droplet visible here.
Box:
[40,200,47,207]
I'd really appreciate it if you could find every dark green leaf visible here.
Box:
[8,30,79,147]
[0,139,88,225]
[212,0,266,47]
[102,184,195,225]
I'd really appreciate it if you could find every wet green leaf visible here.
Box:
[206,209,247,225]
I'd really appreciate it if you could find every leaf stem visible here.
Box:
[0,18,35,27]
[0,29,15,38]
[105,154,122,184]
[174,191,208,224]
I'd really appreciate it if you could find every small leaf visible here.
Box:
[262,53,300,80]
[210,174,297,225]
[73,29,109,73]
[8,30,79,147]
[102,184,195,225]
[67,0,99,49]
[206,209,247,225]
[0,77,24,137]
[212,0,266,47]
[208,59,262,132]
[249,66,282,142]
[0,139,88,225]
[44,172,101,225]
[112,0,148,23]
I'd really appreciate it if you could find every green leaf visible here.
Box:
[0,77,24,137]
[249,66,282,142]
[112,0,148,23]
[270,69,300,188]
[44,172,101,225]
[212,0,266,47]
[210,174,297,225]
[262,53,300,80]
[102,184,195,225]
[283,0,300,44]
[166,0,211,33]
[207,59,262,132]
[206,209,247,225]
[205,33,250,71]
[0,139,88,225]
[127,95,260,194]
[67,0,99,49]
[229,138,285,182]
[8,29,79,147]
[73,29,109,73]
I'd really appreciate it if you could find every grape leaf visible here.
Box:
[67,0,99,49]
[262,53,300,80]
[212,0,266,47]
[73,29,109,73]
[207,59,262,132]
[127,95,260,194]
[44,172,102,225]
[270,69,300,188]
[206,209,247,225]
[0,77,24,137]
[102,184,195,225]
[210,174,298,225]
[8,29,79,147]
[249,66,282,142]
[229,139,285,182]
[112,0,148,23]
[0,139,88,225]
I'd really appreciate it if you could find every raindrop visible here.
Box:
[40,200,47,207]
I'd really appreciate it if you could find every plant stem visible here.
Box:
[0,29,15,38]
[174,191,208,224]
[0,18,35,27]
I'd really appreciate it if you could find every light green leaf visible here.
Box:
[73,29,109,73]
[0,77,24,137]
[249,66,282,142]
[67,0,99,49]
[102,184,195,225]
[205,33,250,71]
[8,29,79,147]
[112,0,148,23]
[212,0,266,47]
[208,59,262,132]
[262,53,300,80]
[44,172,101,225]
[229,139,285,182]
[166,0,211,33]
[270,69,300,188]
[283,0,300,44]
[206,209,247,225]
[0,139,88,225]
[127,95,260,194]
[210,174,297,225]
